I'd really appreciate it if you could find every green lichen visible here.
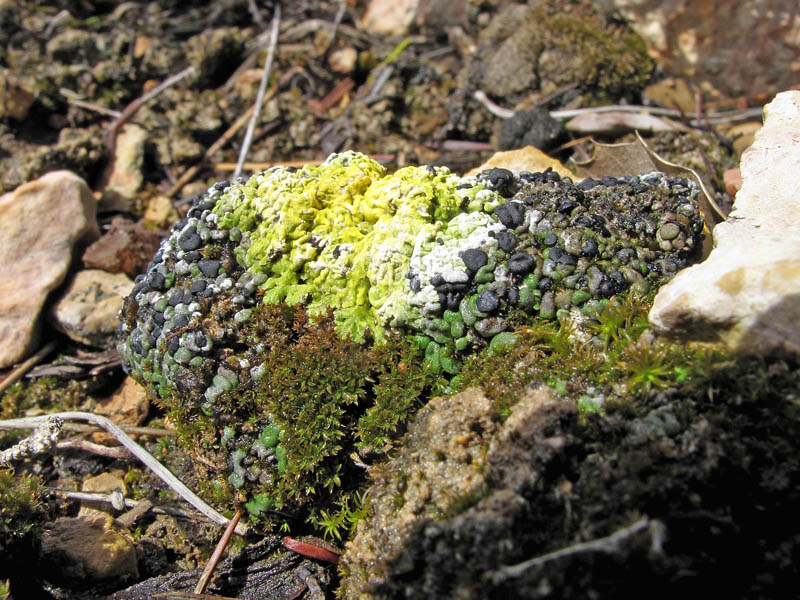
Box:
[213,152,467,342]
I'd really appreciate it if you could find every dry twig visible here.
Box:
[234,5,281,179]
[105,65,196,153]
[489,517,652,583]
[0,412,251,535]
[56,437,131,459]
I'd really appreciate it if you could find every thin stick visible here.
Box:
[0,341,57,396]
[473,90,514,119]
[57,438,131,459]
[50,488,211,521]
[0,420,175,437]
[60,91,122,118]
[194,510,242,594]
[0,413,250,536]
[105,65,195,152]
[320,0,347,56]
[473,89,764,126]
[234,5,281,179]
[489,517,650,583]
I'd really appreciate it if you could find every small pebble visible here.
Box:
[659,222,681,240]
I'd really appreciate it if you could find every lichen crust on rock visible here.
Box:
[117,151,704,523]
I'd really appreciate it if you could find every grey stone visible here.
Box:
[49,269,134,347]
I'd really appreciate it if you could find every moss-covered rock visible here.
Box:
[118,151,703,528]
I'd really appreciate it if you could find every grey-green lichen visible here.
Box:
[117,151,703,526]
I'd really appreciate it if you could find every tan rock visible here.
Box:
[649,91,800,356]
[0,171,98,368]
[329,46,358,74]
[40,513,139,584]
[93,377,150,445]
[465,146,573,179]
[643,77,696,114]
[726,121,762,157]
[101,123,147,212]
[361,0,419,35]
[82,472,127,496]
[143,194,179,230]
[0,75,35,120]
[49,269,133,347]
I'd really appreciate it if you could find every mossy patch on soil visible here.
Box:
[0,470,59,597]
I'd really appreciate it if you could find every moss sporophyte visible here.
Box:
[117,151,704,528]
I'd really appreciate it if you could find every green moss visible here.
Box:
[0,470,55,558]
[456,290,732,421]
[545,13,654,102]
[1,376,95,420]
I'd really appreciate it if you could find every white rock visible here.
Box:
[49,269,134,347]
[0,171,98,367]
[649,91,800,356]
[361,0,419,35]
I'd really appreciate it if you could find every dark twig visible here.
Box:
[234,5,281,179]
[194,510,243,594]
[105,65,195,153]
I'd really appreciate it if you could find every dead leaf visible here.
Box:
[27,348,121,379]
